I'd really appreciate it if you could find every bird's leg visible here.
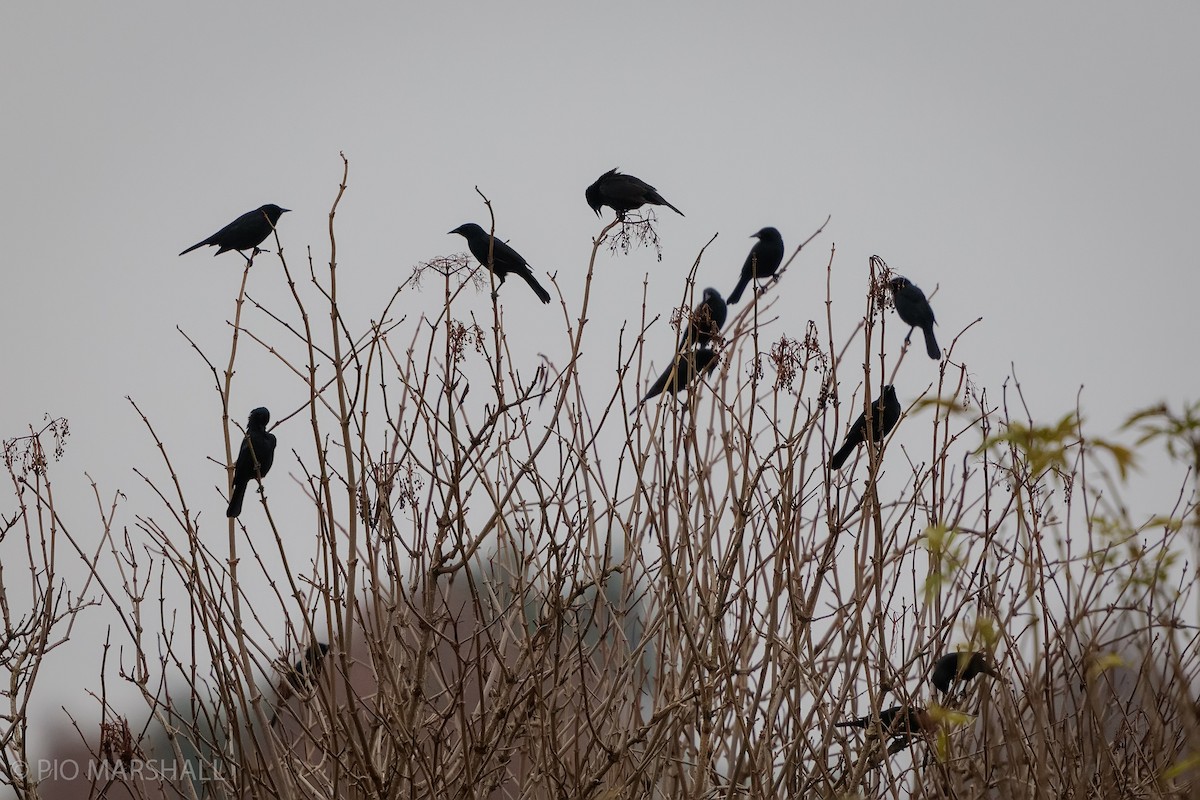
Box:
[238,246,266,265]
[904,327,914,344]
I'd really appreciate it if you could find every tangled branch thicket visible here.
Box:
[3,161,1199,799]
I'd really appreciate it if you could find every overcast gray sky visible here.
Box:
[3,2,1198,753]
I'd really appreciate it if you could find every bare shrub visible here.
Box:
[5,158,1197,799]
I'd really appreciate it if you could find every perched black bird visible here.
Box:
[284,642,330,694]
[931,651,999,693]
[829,385,901,470]
[890,276,941,360]
[677,288,728,351]
[640,349,718,406]
[727,227,785,304]
[585,168,684,218]
[449,223,552,304]
[227,407,277,518]
[270,642,330,727]
[180,204,289,259]
[834,705,936,738]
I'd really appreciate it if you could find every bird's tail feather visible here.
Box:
[520,271,552,304]
[727,276,750,305]
[179,239,208,257]
[226,482,247,518]
[830,440,856,470]
[923,327,941,360]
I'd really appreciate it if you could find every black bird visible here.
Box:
[727,227,785,304]
[677,288,728,351]
[449,223,552,304]
[834,705,936,738]
[585,168,684,218]
[270,642,330,726]
[284,642,330,694]
[227,407,277,518]
[931,651,999,693]
[180,204,289,259]
[640,349,718,406]
[890,276,941,360]
[829,385,901,470]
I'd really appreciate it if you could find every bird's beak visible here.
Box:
[281,208,291,213]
